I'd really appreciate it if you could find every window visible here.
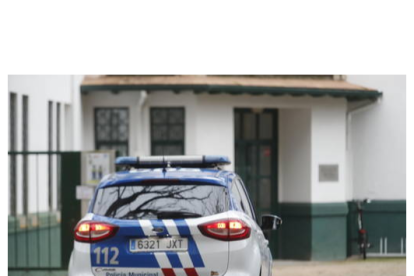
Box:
[235,179,254,219]
[95,108,129,156]
[56,102,61,210]
[151,108,185,155]
[93,184,228,219]
[231,181,244,211]
[48,101,53,210]
[56,102,60,151]
[22,95,29,214]
[22,96,29,150]
[9,93,17,215]
[9,93,17,151]
[48,101,53,151]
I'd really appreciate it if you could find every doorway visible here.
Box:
[234,108,279,256]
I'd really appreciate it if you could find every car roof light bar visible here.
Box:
[115,155,231,168]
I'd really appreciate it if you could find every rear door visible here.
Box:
[90,183,229,276]
[233,178,272,275]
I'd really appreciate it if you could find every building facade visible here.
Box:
[8,75,406,261]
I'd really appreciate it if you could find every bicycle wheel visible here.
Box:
[359,229,368,260]
[362,244,367,260]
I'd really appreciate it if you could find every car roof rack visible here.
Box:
[115,155,231,169]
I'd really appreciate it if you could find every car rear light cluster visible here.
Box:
[74,221,119,243]
[198,219,250,241]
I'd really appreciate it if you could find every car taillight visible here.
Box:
[74,221,119,243]
[198,219,250,241]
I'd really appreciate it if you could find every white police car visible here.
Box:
[69,155,282,276]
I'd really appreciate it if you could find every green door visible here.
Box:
[234,108,279,257]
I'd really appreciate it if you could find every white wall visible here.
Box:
[278,100,347,203]
[148,93,346,203]
[71,75,85,151]
[8,75,82,214]
[311,100,347,202]
[143,91,200,157]
[82,91,349,204]
[81,91,142,154]
[9,75,74,151]
[10,75,402,214]
[279,109,311,203]
[346,75,406,200]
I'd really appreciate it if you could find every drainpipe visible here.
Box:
[138,90,148,155]
[346,96,382,149]
[345,95,382,201]
[346,97,380,146]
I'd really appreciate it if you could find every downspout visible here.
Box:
[346,96,382,149]
[138,90,148,155]
[345,94,382,201]
[346,98,379,149]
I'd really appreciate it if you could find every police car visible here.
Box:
[69,155,282,276]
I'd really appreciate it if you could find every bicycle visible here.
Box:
[355,199,373,259]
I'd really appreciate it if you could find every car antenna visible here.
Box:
[162,142,168,173]
[162,155,167,173]
[161,132,168,173]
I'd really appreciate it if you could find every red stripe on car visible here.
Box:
[162,268,176,276]
[184,268,199,276]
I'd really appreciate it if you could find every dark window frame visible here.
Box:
[92,183,228,219]
[9,93,17,151]
[150,107,185,156]
[22,95,29,214]
[56,102,60,151]
[48,101,53,151]
[94,107,129,156]
[235,177,256,220]
[9,93,17,215]
[230,180,244,212]
[234,108,278,222]
[48,101,53,210]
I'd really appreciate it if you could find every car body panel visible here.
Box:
[69,167,274,276]
[87,214,229,276]
[97,169,230,189]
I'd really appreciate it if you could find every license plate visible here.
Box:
[130,237,188,252]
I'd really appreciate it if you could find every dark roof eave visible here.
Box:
[80,84,382,101]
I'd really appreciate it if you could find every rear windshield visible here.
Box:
[92,184,228,219]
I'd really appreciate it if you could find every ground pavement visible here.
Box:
[272,258,406,276]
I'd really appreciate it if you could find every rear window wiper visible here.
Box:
[157,211,202,219]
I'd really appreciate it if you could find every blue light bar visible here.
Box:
[115,155,230,168]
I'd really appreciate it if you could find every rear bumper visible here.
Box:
[68,242,93,276]
[69,273,94,276]
[224,272,258,276]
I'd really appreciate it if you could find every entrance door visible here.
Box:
[234,108,279,257]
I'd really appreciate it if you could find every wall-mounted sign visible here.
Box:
[76,185,95,200]
[80,150,115,216]
[81,151,115,186]
[319,164,339,182]
[85,152,111,185]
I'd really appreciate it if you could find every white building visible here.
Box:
[8,75,406,262]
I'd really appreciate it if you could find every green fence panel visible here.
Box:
[8,151,81,275]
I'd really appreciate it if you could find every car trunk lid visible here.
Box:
[90,214,229,276]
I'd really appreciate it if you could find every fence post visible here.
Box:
[60,152,81,269]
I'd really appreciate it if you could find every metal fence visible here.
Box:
[8,151,81,275]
